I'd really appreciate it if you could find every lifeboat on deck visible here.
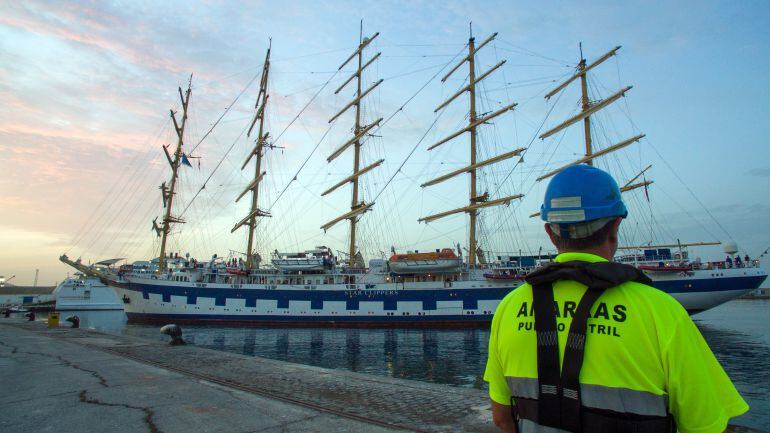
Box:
[271,246,334,272]
[226,268,249,276]
[388,248,462,274]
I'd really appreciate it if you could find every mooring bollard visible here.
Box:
[26,312,36,322]
[160,324,185,345]
[65,315,80,328]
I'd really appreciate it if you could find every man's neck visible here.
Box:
[558,246,614,261]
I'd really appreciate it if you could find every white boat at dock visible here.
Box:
[54,262,124,311]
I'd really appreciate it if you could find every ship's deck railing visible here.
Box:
[121,253,762,286]
[616,254,761,270]
[617,254,679,264]
[703,259,761,270]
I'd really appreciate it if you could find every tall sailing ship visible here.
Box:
[61,31,766,326]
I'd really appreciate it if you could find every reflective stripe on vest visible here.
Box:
[505,376,668,417]
[513,407,674,433]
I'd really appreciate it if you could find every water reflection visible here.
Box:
[693,300,770,428]
[276,333,289,358]
[53,310,128,334]
[242,329,257,357]
[345,329,361,371]
[64,300,770,430]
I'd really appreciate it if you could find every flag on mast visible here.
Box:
[644,177,650,202]
[181,153,193,167]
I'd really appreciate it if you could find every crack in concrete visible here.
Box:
[16,349,109,387]
[0,339,18,353]
[1,334,162,433]
[2,390,82,405]
[79,390,163,433]
[0,340,108,388]
[56,355,109,387]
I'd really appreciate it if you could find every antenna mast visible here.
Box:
[157,76,192,272]
[231,41,274,269]
[321,24,383,268]
[419,31,521,267]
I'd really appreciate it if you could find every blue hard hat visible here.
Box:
[540,164,627,224]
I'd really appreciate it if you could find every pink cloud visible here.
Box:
[0,3,209,78]
[0,121,160,155]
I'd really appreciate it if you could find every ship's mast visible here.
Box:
[321,23,383,268]
[156,76,192,273]
[467,36,479,266]
[532,46,718,249]
[231,42,273,269]
[537,45,644,182]
[419,30,522,267]
[578,47,593,164]
[350,25,364,268]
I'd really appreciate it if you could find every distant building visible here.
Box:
[743,287,770,299]
[0,285,56,306]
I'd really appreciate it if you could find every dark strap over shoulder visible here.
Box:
[526,260,653,289]
[525,261,660,433]
[531,274,561,428]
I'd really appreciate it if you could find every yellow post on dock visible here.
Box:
[47,312,59,328]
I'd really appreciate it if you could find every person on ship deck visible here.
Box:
[485,164,747,433]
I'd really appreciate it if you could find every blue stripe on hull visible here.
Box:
[126,312,492,328]
[123,281,516,309]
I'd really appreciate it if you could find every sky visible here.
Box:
[1,0,769,285]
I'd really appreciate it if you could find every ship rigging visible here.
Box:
[59,29,766,326]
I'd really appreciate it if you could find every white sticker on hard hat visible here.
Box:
[550,196,582,209]
[547,209,586,222]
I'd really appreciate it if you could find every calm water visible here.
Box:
[61,299,770,429]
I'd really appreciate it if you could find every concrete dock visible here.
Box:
[0,319,495,433]
[0,319,764,433]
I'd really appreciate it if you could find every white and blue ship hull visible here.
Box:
[109,267,766,326]
[54,276,124,311]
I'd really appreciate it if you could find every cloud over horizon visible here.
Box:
[748,167,770,178]
[2,1,769,284]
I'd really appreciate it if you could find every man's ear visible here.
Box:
[545,223,559,246]
[607,217,622,245]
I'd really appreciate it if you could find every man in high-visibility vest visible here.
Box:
[484,165,747,433]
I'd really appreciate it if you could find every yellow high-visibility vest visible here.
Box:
[484,252,747,433]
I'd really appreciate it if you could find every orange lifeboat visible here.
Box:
[226,268,249,276]
[388,248,462,274]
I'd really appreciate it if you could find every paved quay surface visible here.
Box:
[0,319,495,433]
[0,319,764,433]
